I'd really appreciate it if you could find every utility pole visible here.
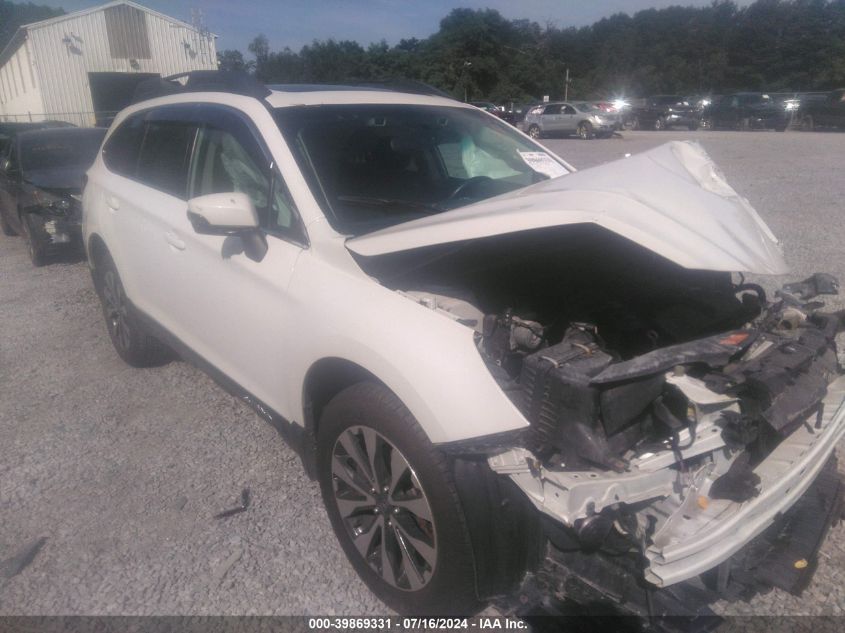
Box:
[564,67,570,101]
[461,61,472,102]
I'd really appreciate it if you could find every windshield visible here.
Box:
[20,129,105,173]
[275,104,569,236]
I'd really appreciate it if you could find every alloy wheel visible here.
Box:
[330,425,437,591]
[102,270,132,352]
[528,125,540,139]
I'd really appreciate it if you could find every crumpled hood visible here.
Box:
[346,141,789,275]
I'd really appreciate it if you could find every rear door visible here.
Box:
[715,96,739,127]
[560,104,578,132]
[97,105,199,330]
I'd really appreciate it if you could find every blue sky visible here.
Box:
[53,1,746,54]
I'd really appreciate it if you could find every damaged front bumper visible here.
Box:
[27,198,84,251]
[488,361,845,590]
[37,213,83,245]
[644,375,845,586]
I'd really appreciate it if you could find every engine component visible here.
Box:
[519,326,621,469]
[482,309,545,375]
[723,326,838,435]
[600,374,664,437]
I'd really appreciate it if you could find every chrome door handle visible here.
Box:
[106,195,120,211]
[165,232,186,250]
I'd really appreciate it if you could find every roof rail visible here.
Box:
[267,79,455,100]
[352,80,454,99]
[131,70,272,105]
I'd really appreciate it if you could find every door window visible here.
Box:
[137,119,197,198]
[189,122,299,236]
[543,104,562,115]
[563,105,577,115]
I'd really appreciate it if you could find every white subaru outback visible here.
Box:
[84,72,845,617]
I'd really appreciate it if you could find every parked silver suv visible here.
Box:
[522,101,618,139]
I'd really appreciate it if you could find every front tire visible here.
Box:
[22,213,47,267]
[527,124,541,139]
[654,116,667,130]
[93,251,171,367]
[317,382,479,615]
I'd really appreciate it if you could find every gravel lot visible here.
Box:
[1,129,845,619]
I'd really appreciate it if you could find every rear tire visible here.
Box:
[93,250,171,367]
[317,382,480,615]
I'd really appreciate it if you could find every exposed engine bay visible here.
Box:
[358,223,845,591]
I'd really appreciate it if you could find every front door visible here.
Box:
[560,104,578,132]
[160,104,307,412]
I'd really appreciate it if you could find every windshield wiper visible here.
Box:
[337,195,444,215]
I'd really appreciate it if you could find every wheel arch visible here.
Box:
[299,356,385,478]
[87,233,110,277]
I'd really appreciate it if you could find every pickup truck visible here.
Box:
[801,89,845,130]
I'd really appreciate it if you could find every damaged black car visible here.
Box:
[0,126,105,266]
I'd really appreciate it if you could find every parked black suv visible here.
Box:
[630,95,700,130]
[706,93,788,131]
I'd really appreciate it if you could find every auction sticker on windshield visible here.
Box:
[517,151,568,179]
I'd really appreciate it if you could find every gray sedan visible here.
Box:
[522,102,618,139]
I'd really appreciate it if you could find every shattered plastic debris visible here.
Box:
[213,488,251,519]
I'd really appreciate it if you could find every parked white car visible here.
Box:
[83,73,845,617]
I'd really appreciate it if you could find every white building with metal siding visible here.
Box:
[0,1,217,126]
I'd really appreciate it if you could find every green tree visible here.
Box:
[233,1,845,101]
[0,0,63,52]
[217,49,253,73]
